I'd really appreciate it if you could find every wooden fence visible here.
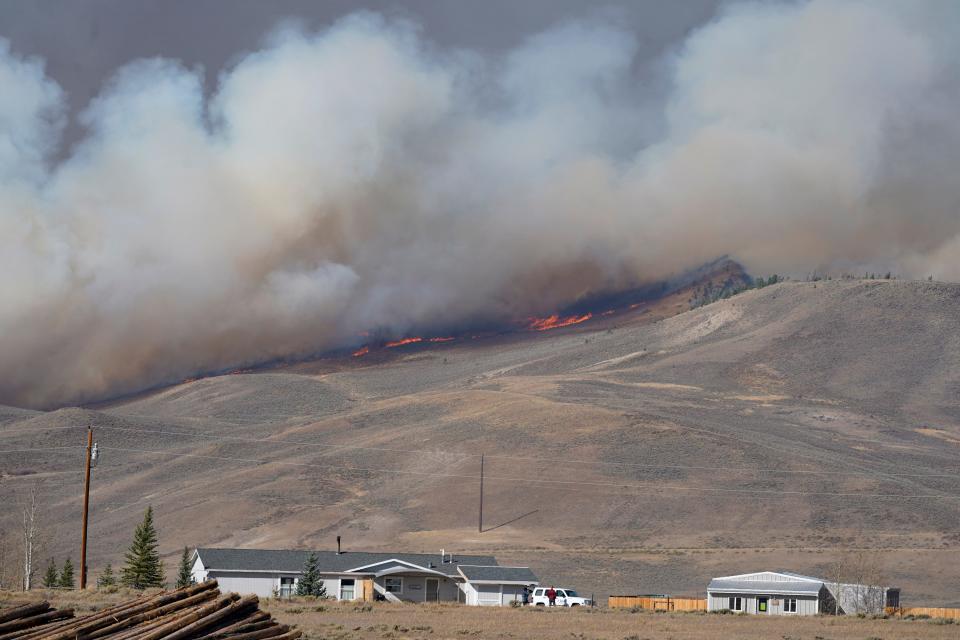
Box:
[889,607,960,620]
[608,596,707,611]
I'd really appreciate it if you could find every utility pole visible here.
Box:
[478,454,484,533]
[80,426,93,589]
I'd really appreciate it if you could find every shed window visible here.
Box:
[728,597,742,611]
[784,598,797,612]
[385,577,403,593]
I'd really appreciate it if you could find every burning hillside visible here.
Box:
[348,258,750,358]
[5,0,958,410]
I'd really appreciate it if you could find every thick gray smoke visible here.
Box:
[2,0,959,409]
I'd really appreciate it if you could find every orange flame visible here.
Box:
[385,337,424,348]
[526,312,593,331]
[352,346,370,357]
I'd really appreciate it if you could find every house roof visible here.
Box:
[707,578,824,596]
[712,571,824,583]
[457,565,539,584]
[195,548,498,578]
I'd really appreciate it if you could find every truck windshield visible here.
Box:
[563,590,578,597]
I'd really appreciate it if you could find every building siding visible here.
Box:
[708,592,820,616]
[209,571,281,598]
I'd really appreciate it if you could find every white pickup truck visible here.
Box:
[530,587,592,607]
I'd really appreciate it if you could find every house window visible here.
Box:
[758,597,768,613]
[340,578,355,600]
[385,577,403,594]
[279,577,295,598]
[784,598,797,613]
[728,596,742,611]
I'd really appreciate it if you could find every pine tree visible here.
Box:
[175,547,193,589]
[42,559,59,588]
[121,506,165,589]
[295,552,326,597]
[59,557,75,589]
[97,563,116,589]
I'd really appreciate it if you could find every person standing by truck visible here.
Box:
[546,586,557,606]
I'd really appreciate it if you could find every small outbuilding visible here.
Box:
[707,571,828,615]
[707,570,900,616]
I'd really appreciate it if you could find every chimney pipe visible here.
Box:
[337,536,342,555]
[441,548,445,563]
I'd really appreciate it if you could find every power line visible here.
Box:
[95,445,960,500]
[0,446,87,454]
[3,424,475,460]
[3,456,958,509]
[5,424,957,480]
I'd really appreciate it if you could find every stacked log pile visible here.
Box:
[0,580,300,640]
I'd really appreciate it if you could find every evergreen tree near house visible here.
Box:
[121,506,165,589]
[295,552,326,597]
[176,547,194,589]
[97,563,117,589]
[59,557,75,589]
[43,559,59,588]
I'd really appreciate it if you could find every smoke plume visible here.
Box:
[2,1,959,408]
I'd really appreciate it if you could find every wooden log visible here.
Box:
[133,593,243,640]
[0,618,69,640]
[267,630,302,640]
[22,593,157,640]
[158,596,259,640]
[223,624,289,640]
[106,604,215,640]
[34,581,221,640]
[191,610,272,640]
[0,601,50,623]
[84,589,219,639]
[0,608,73,634]
[104,604,211,640]
[112,600,233,640]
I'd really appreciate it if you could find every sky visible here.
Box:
[0,0,722,145]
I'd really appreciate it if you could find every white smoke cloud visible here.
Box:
[1,1,959,408]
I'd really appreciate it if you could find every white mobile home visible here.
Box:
[191,547,538,606]
[708,571,829,615]
[707,571,899,616]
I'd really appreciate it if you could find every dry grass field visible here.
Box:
[2,590,959,640]
[2,274,960,605]
[262,602,960,640]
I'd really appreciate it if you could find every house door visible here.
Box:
[425,579,439,602]
[757,596,769,614]
[340,578,355,601]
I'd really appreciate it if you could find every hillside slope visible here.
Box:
[2,279,959,604]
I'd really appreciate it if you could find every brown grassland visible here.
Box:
[2,590,959,640]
